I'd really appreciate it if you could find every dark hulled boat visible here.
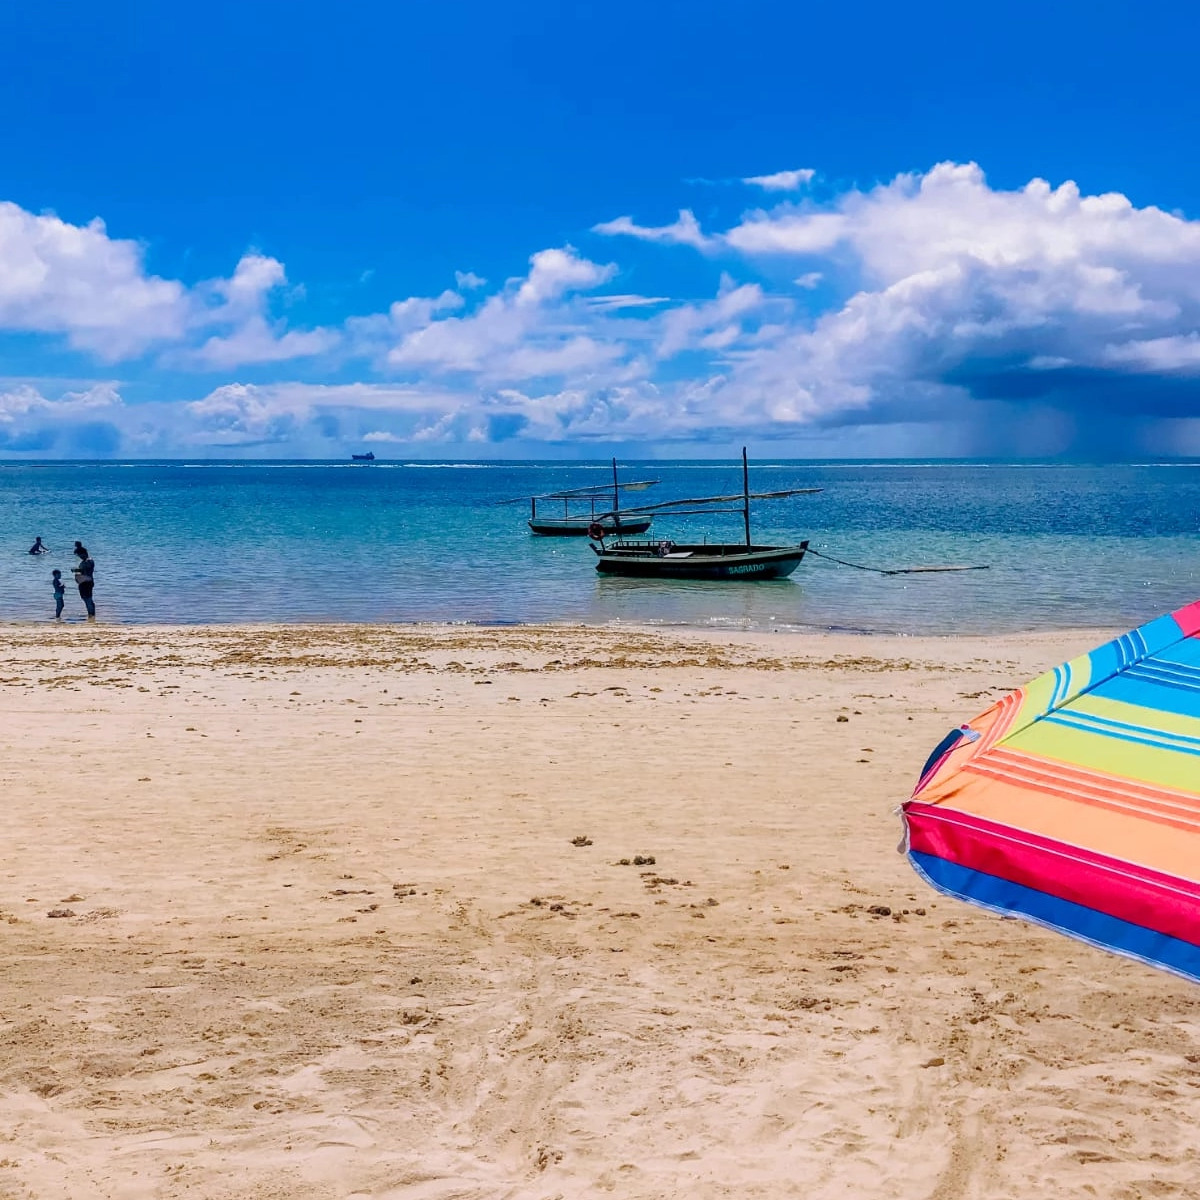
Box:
[589,448,818,580]
[529,514,653,536]
[351,451,376,461]
[510,459,659,536]
[593,540,809,579]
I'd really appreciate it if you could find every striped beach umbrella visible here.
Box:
[902,599,1200,982]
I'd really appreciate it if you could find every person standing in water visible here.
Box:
[72,543,96,618]
[28,537,49,555]
[52,569,65,619]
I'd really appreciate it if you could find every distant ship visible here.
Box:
[351,451,376,462]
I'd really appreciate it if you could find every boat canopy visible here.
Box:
[506,478,659,504]
[599,487,821,520]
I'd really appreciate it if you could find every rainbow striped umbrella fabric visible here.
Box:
[902,599,1200,982]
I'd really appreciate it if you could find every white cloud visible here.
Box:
[0,382,127,453]
[668,161,1200,445]
[585,294,671,311]
[455,270,487,289]
[592,209,711,250]
[216,252,287,312]
[181,253,344,368]
[0,205,343,369]
[9,162,1200,456]
[0,382,122,422]
[386,247,622,381]
[0,203,189,357]
[170,381,512,450]
[725,210,848,254]
[743,168,816,192]
[185,382,302,443]
[189,321,341,369]
[1104,334,1200,372]
[656,277,770,359]
[515,247,615,305]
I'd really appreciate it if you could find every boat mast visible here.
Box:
[742,446,751,548]
[612,457,619,515]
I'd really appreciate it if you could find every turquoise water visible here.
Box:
[1,460,1198,634]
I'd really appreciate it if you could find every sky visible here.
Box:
[4,0,1200,459]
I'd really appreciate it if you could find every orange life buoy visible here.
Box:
[587,522,606,540]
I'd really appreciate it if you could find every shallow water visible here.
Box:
[2,460,1198,634]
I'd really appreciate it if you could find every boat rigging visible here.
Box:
[587,449,819,580]
[504,459,661,536]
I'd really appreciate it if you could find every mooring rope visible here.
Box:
[805,547,990,576]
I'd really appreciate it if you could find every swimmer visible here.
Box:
[28,537,49,555]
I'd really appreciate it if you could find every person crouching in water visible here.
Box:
[72,543,96,618]
[52,569,65,619]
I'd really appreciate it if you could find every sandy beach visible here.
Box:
[2,621,1199,1200]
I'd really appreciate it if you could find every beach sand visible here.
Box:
[2,622,1198,1199]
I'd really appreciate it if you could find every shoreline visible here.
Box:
[4,621,1194,1197]
[0,615,1125,642]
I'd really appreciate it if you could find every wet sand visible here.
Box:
[1,623,1198,1199]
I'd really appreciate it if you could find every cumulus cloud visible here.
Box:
[455,270,487,289]
[704,162,1200,438]
[0,203,189,358]
[655,276,771,359]
[515,247,616,305]
[385,247,622,381]
[586,161,1200,447]
[183,381,465,443]
[189,322,341,369]
[743,168,816,191]
[8,162,1200,455]
[0,382,126,453]
[0,382,122,421]
[0,204,341,368]
[215,252,287,312]
[179,252,343,368]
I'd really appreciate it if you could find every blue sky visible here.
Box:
[4,0,1200,457]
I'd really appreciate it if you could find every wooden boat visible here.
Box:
[509,459,659,536]
[589,449,819,580]
[351,451,376,461]
[530,514,653,536]
[593,540,810,579]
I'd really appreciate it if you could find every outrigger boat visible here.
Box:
[511,459,660,536]
[588,449,819,580]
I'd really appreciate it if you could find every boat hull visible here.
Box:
[594,541,808,579]
[529,517,653,537]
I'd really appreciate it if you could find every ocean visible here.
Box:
[1,460,1198,634]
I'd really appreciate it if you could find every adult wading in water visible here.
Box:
[73,542,96,618]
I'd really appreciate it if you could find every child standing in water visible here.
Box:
[52,569,65,619]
